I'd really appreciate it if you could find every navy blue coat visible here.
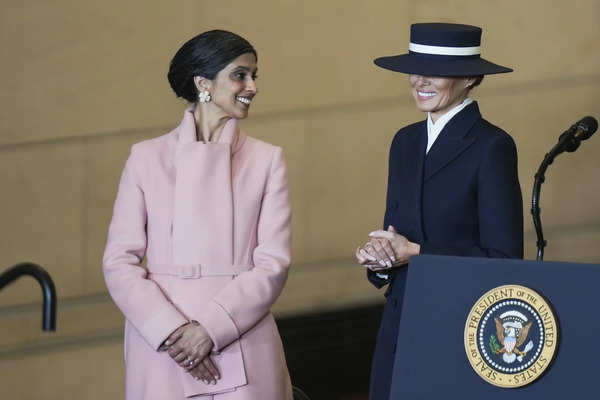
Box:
[368,102,523,400]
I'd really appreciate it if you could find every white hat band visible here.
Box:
[409,42,481,56]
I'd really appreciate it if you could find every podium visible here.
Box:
[389,255,600,399]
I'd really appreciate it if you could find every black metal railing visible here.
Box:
[0,262,56,331]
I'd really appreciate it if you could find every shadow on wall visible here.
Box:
[279,304,383,400]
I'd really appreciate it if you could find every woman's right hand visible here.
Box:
[356,226,418,271]
[368,225,420,265]
[356,239,395,272]
[161,322,221,384]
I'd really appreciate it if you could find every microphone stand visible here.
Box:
[531,131,578,261]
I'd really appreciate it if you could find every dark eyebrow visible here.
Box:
[232,66,258,74]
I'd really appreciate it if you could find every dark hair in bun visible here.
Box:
[168,30,257,102]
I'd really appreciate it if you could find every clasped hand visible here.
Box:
[355,225,420,271]
[158,321,221,384]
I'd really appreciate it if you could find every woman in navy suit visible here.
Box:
[355,23,523,400]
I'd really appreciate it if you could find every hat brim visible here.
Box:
[374,53,513,76]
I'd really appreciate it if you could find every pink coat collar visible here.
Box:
[175,107,246,154]
[171,108,247,266]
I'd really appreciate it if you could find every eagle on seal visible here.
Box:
[494,315,533,363]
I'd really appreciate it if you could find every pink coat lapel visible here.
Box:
[172,108,246,266]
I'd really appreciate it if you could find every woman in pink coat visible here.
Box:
[103,30,293,399]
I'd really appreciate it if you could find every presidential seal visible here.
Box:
[464,285,558,388]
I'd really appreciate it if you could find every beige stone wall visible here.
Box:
[1,1,599,398]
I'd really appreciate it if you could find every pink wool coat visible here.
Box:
[103,108,293,400]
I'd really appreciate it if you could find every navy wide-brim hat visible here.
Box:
[374,23,513,76]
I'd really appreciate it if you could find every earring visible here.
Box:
[198,90,211,103]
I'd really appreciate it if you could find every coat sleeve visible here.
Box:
[194,146,291,352]
[420,133,524,258]
[366,192,394,288]
[103,146,188,350]
[367,133,399,289]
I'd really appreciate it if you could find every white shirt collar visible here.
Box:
[426,97,474,154]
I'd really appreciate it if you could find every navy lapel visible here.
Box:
[399,121,427,241]
[424,102,481,181]
[402,121,427,184]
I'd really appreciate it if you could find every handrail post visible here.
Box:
[0,262,57,331]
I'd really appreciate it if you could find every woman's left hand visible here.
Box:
[357,239,395,270]
[188,355,221,384]
[368,225,420,266]
[161,321,220,383]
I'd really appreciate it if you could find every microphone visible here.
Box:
[532,115,597,260]
[558,116,598,153]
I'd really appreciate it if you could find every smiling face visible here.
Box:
[199,52,258,120]
[409,75,475,122]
